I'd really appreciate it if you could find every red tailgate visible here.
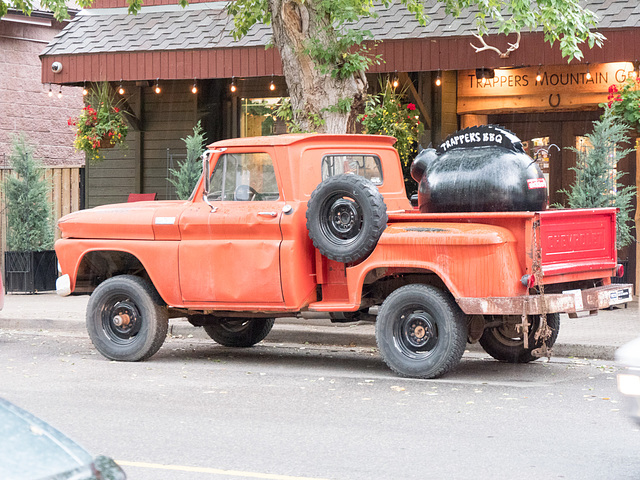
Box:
[539,208,617,281]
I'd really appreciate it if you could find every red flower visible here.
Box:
[608,85,618,94]
[407,103,416,111]
[113,107,120,113]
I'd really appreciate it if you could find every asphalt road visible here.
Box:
[1,330,639,480]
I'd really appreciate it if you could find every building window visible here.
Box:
[321,154,383,185]
[240,98,288,137]
[208,152,280,201]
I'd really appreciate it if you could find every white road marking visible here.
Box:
[117,461,332,480]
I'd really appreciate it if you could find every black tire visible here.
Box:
[306,174,387,263]
[86,275,168,361]
[479,313,560,363]
[203,318,275,347]
[376,284,467,379]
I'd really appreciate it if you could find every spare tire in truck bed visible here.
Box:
[306,174,387,263]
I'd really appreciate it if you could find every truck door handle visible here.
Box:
[258,211,278,217]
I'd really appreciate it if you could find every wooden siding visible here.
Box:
[42,47,284,85]
[85,142,138,207]
[85,81,197,207]
[143,83,196,199]
[0,166,82,269]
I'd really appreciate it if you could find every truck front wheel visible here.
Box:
[376,284,467,379]
[86,275,168,361]
[479,313,560,363]
[203,318,275,347]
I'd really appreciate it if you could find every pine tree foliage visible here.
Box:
[560,107,636,249]
[4,135,54,252]
[168,122,207,200]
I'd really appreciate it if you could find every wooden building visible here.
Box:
[39,0,640,288]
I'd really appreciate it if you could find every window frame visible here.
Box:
[208,151,281,202]
[320,153,384,186]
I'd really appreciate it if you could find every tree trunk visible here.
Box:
[268,0,367,134]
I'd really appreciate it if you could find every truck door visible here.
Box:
[179,150,284,304]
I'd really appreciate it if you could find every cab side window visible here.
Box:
[208,153,280,201]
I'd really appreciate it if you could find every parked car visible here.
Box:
[0,398,126,479]
[616,336,640,425]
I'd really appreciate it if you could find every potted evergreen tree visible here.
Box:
[167,121,207,200]
[560,105,636,250]
[3,135,57,293]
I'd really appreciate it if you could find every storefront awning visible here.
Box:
[40,0,640,85]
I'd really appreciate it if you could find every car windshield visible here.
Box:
[0,399,93,479]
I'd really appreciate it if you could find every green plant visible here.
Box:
[168,122,207,200]
[4,134,54,252]
[68,82,128,161]
[558,106,636,249]
[603,76,640,131]
[359,78,424,194]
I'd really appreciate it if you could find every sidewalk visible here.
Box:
[0,292,638,360]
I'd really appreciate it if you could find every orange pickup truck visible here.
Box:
[54,130,633,378]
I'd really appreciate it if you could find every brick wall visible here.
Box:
[0,15,84,167]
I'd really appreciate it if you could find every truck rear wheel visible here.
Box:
[376,284,467,379]
[306,174,387,263]
[479,313,560,363]
[86,275,168,361]
[203,318,275,347]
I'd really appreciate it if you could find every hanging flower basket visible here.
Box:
[602,76,640,131]
[98,134,117,149]
[68,82,128,161]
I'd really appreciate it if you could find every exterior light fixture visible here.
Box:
[48,84,53,97]
[585,64,592,80]
[191,79,198,94]
[82,82,88,96]
[536,66,542,83]
[57,86,63,99]
[435,72,442,87]
[269,75,276,92]
[118,81,125,95]
[392,73,399,88]
[476,67,495,86]
[230,77,237,93]
[154,78,161,94]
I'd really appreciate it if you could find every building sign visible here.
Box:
[457,62,637,114]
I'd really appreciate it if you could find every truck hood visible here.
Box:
[57,200,188,240]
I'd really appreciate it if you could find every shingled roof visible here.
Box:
[42,0,640,58]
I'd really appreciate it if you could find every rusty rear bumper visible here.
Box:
[457,283,633,316]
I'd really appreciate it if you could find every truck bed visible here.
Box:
[388,207,618,286]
